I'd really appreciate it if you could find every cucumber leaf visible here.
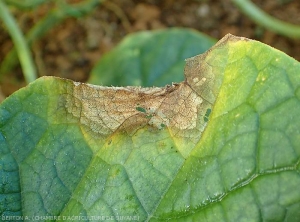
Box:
[1,34,300,221]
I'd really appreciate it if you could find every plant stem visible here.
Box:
[231,0,300,39]
[4,0,47,10]
[0,0,105,81]
[0,1,37,83]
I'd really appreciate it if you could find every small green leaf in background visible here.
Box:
[1,33,300,221]
[88,28,216,86]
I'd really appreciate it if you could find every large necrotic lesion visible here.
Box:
[66,78,210,142]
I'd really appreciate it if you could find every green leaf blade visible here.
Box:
[1,34,300,222]
[152,35,300,221]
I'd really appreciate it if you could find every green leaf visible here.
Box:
[1,34,300,221]
[88,28,216,86]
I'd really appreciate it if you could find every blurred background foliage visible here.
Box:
[0,0,299,101]
[89,28,216,86]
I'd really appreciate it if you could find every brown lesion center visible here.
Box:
[66,79,208,140]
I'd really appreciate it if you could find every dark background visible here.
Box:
[0,0,299,99]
